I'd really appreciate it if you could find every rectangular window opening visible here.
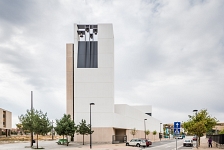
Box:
[77,41,98,68]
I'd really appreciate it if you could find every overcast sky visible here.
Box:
[0,0,224,128]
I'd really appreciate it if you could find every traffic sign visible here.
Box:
[174,128,180,135]
[174,122,181,129]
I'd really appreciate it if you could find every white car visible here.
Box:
[183,139,193,147]
[175,135,183,139]
[126,138,147,147]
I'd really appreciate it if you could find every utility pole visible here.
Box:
[31,91,34,147]
[52,120,54,140]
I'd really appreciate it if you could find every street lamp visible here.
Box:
[193,109,198,148]
[90,103,95,149]
[160,123,162,141]
[193,110,198,116]
[144,119,147,139]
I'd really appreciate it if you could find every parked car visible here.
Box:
[126,138,147,147]
[183,139,193,147]
[56,139,69,145]
[175,135,183,139]
[139,138,152,146]
[193,136,197,141]
[147,139,152,146]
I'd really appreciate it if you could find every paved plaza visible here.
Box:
[0,140,141,150]
[0,136,222,150]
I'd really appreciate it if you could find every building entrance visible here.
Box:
[112,129,127,144]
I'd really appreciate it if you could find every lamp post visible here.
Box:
[160,123,162,141]
[31,91,34,147]
[90,103,95,149]
[193,109,198,148]
[144,119,147,139]
[193,110,198,116]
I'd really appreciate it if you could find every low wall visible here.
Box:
[126,129,159,142]
[74,127,114,143]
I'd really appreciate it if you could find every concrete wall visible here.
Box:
[126,129,159,142]
[114,104,161,131]
[74,127,160,143]
[132,105,152,114]
[66,43,74,120]
[74,127,114,143]
[5,111,12,129]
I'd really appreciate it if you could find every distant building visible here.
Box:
[66,23,162,143]
[0,108,12,136]
[213,122,224,133]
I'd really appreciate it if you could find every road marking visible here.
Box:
[145,141,177,149]
[171,144,183,150]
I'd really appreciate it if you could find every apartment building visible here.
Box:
[0,108,12,136]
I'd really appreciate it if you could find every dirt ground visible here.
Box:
[0,135,62,143]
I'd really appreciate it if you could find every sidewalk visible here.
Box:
[56,138,167,150]
[68,143,140,150]
[192,136,221,150]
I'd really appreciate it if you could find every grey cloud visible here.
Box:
[0,0,38,25]
[115,0,224,122]
[1,0,224,127]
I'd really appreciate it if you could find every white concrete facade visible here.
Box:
[66,24,162,143]
[114,104,159,131]
[73,24,114,127]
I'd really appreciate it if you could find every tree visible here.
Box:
[18,109,34,147]
[76,119,93,145]
[152,130,157,141]
[183,109,218,147]
[16,123,23,135]
[145,130,150,139]
[19,109,51,149]
[219,129,224,134]
[54,114,76,146]
[130,128,137,138]
[33,110,51,148]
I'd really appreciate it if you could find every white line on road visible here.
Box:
[146,141,177,149]
[171,144,183,150]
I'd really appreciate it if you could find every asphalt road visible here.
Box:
[144,137,196,150]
